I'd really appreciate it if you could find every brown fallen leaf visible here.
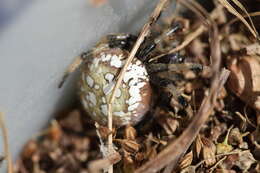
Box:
[179,151,193,169]
[227,55,260,111]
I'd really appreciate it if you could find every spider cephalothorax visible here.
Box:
[59,23,203,127]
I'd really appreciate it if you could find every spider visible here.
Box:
[59,22,203,127]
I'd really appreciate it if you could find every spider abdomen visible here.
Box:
[79,47,152,127]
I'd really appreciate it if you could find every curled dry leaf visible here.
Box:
[209,123,227,142]
[114,139,140,153]
[227,55,260,111]
[201,137,216,167]
[124,125,137,140]
[228,128,244,146]
[179,151,193,169]
[156,109,179,135]
[195,135,203,159]
[222,153,239,170]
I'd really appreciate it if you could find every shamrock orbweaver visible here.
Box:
[59,23,203,127]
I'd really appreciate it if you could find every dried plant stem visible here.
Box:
[0,112,13,173]
[107,0,169,172]
[88,152,121,173]
[209,156,227,173]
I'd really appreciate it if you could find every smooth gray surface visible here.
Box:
[0,0,158,171]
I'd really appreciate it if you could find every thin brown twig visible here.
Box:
[88,152,121,173]
[0,112,13,173]
[168,25,205,54]
[106,0,170,172]
[209,156,227,173]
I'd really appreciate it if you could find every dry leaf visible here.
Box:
[115,139,140,153]
[124,125,137,140]
[222,153,239,170]
[195,135,203,159]
[228,128,244,146]
[201,137,216,167]
[235,150,256,171]
[179,151,193,169]
[157,109,179,135]
[227,55,260,111]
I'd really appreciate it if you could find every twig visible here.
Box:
[169,25,205,54]
[88,152,121,173]
[0,112,13,173]
[106,0,169,172]
[209,156,227,173]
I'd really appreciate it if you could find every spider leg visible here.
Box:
[148,61,205,110]
[137,22,182,61]
[147,62,203,74]
[58,51,91,88]
[151,52,185,64]
[156,71,184,82]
